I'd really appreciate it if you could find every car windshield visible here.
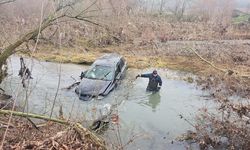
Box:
[84,65,114,81]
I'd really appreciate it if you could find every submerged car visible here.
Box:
[75,53,127,100]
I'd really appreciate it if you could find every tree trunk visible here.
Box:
[0,17,56,83]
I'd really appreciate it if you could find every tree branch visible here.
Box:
[186,48,250,78]
[0,109,68,124]
[75,0,98,17]
[0,0,15,5]
[65,14,102,26]
[0,16,58,66]
[187,48,227,73]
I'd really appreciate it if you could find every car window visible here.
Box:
[115,58,125,78]
[84,65,114,81]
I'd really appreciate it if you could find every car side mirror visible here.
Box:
[80,71,87,79]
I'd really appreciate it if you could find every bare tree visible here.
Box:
[168,0,190,21]
[0,0,100,83]
[159,0,167,15]
[192,0,235,25]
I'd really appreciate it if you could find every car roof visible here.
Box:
[93,53,123,67]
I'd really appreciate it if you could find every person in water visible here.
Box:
[136,70,162,92]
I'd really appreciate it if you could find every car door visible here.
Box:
[114,62,121,80]
[115,58,126,80]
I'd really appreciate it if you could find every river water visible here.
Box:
[1,56,217,149]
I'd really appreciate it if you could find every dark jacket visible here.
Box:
[141,73,162,91]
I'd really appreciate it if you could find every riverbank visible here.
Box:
[0,112,106,149]
[31,40,250,75]
[29,40,250,98]
[32,49,209,72]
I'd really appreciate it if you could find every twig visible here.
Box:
[26,118,40,131]
[66,15,102,26]
[49,63,61,118]
[187,48,226,73]
[75,0,98,17]
[121,133,144,149]
[179,114,196,128]
[62,81,80,90]
[70,76,77,82]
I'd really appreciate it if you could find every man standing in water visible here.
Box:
[136,70,162,92]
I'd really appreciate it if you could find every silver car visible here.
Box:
[75,53,127,100]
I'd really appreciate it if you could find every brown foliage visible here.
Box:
[0,115,105,149]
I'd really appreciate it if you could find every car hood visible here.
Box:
[76,78,112,96]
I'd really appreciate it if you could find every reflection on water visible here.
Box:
[1,56,217,150]
[147,92,161,112]
[138,92,161,112]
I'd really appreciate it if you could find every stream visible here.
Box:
[1,56,217,149]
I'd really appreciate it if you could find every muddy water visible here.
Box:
[1,56,216,149]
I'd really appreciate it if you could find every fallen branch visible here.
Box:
[62,81,80,90]
[0,109,106,149]
[187,48,226,73]
[0,109,68,124]
[26,118,40,131]
[187,48,250,78]
[74,123,106,149]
